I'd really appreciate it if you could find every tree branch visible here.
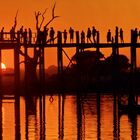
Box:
[13,9,19,30]
[44,2,59,27]
[39,8,48,29]
[19,50,31,60]
[35,11,41,30]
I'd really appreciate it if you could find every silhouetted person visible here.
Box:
[28,28,32,44]
[0,27,4,40]
[23,29,27,44]
[92,26,97,43]
[76,31,79,43]
[81,30,85,43]
[131,28,138,44]
[37,28,42,44]
[139,30,140,39]
[112,36,114,44]
[120,28,124,43]
[134,28,138,43]
[10,27,15,41]
[87,28,91,43]
[43,26,48,45]
[63,29,67,43]
[107,29,111,43]
[115,26,119,43]
[69,27,74,43]
[50,27,55,44]
[57,31,62,44]
[20,26,24,42]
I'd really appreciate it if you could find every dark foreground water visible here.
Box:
[0,92,140,140]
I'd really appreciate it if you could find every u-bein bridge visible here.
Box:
[0,30,139,88]
[0,29,139,130]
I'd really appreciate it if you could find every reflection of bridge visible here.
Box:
[0,94,138,139]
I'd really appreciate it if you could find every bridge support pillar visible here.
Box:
[39,46,45,86]
[57,31,63,89]
[14,47,20,89]
[128,29,137,108]
[14,32,20,90]
[96,31,100,53]
[0,49,2,86]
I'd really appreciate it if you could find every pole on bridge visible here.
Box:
[57,31,63,89]
[39,45,45,86]
[96,31,100,53]
[24,33,28,86]
[112,27,119,85]
[75,31,82,90]
[0,49,2,86]
[15,96,21,140]
[128,29,138,109]
[115,26,119,55]
[76,31,80,52]
[14,31,20,89]
[130,29,137,73]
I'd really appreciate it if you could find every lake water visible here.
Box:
[0,92,140,140]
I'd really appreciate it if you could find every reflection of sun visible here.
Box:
[1,63,6,69]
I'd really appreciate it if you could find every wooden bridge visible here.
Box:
[0,29,138,89]
[0,30,139,139]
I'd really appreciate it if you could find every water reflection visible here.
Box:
[0,93,140,139]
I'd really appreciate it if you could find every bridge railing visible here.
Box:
[0,32,37,44]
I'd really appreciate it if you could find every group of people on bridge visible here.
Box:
[0,26,140,45]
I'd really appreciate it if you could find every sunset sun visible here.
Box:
[1,63,6,70]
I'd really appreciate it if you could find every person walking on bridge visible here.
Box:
[87,28,91,43]
[50,27,55,44]
[81,30,85,43]
[28,28,32,44]
[120,28,124,43]
[107,29,111,43]
[69,27,74,43]
[0,27,4,40]
[92,26,97,43]
[63,29,67,44]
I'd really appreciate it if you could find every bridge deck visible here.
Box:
[0,41,140,50]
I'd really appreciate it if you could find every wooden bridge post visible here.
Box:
[39,45,45,86]
[14,31,20,89]
[0,96,2,140]
[0,49,2,86]
[128,29,137,108]
[15,96,21,140]
[24,32,28,85]
[58,94,64,139]
[96,94,101,139]
[115,27,119,55]
[77,95,83,139]
[113,95,120,139]
[57,31,63,89]
[57,31,63,74]
[76,31,80,52]
[112,37,117,89]
[75,31,82,90]
[112,27,119,89]
[96,31,100,53]
[130,29,137,73]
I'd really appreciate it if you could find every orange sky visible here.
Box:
[0,0,140,68]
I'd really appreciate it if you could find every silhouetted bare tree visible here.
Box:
[18,3,59,85]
